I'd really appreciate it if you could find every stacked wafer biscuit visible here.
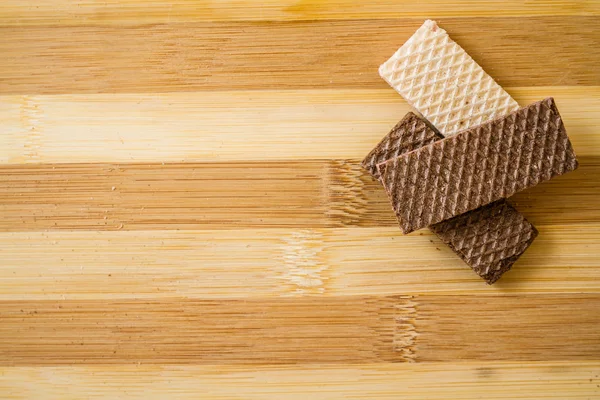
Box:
[364,20,578,284]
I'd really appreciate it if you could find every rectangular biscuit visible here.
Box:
[376,20,545,282]
[377,97,578,234]
[362,112,538,283]
[379,19,519,137]
[361,112,441,179]
[430,200,538,284]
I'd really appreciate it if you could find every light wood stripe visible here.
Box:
[0,159,595,231]
[1,87,598,164]
[0,225,599,299]
[0,361,600,400]
[2,0,599,26]
[1,362,599,399]
[0,295,598,365]
[1,17,599,95]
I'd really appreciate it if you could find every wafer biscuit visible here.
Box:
[361,112,440,179]
[378,98,578,234]
[379,20,519,137]
[430,200,538,284]
[362,112,537,283]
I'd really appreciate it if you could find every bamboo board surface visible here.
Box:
[1,1,600,398]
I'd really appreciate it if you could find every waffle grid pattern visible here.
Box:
[431,200,538,284]
[362,112,539,283]
[361,112,441,179]
[378,98,579,234]
[379,20,520,137]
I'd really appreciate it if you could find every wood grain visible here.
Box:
[2,87,599,164]
[1,362,599,399]
[0,296,412,365]
[1,1,600,396]
[1,295,598,365]
[0,159,595,230]
[2,0,599,26]
[1,226,599,299]
[2,17,599,95]
[417,295,600,361]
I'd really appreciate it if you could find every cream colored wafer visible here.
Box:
[379,20,519,137]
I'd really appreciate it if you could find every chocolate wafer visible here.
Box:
[361,112,441,179]
[378,97,578,234]
[379,20,519,137]
[430,200,538,284]
[362,112,538,283]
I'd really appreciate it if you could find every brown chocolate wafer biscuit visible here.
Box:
[362,112,537,283]
[361,112,441,179]
[430,200,538,284]
[378,97,579,234]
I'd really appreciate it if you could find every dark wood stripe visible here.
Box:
[0,296,411,365]
[0,294,598,365]
[1,17,599,95]
[417,294,600,361]
[0,158,595,231]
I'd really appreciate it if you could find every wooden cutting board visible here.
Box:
[1,1,600,398]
